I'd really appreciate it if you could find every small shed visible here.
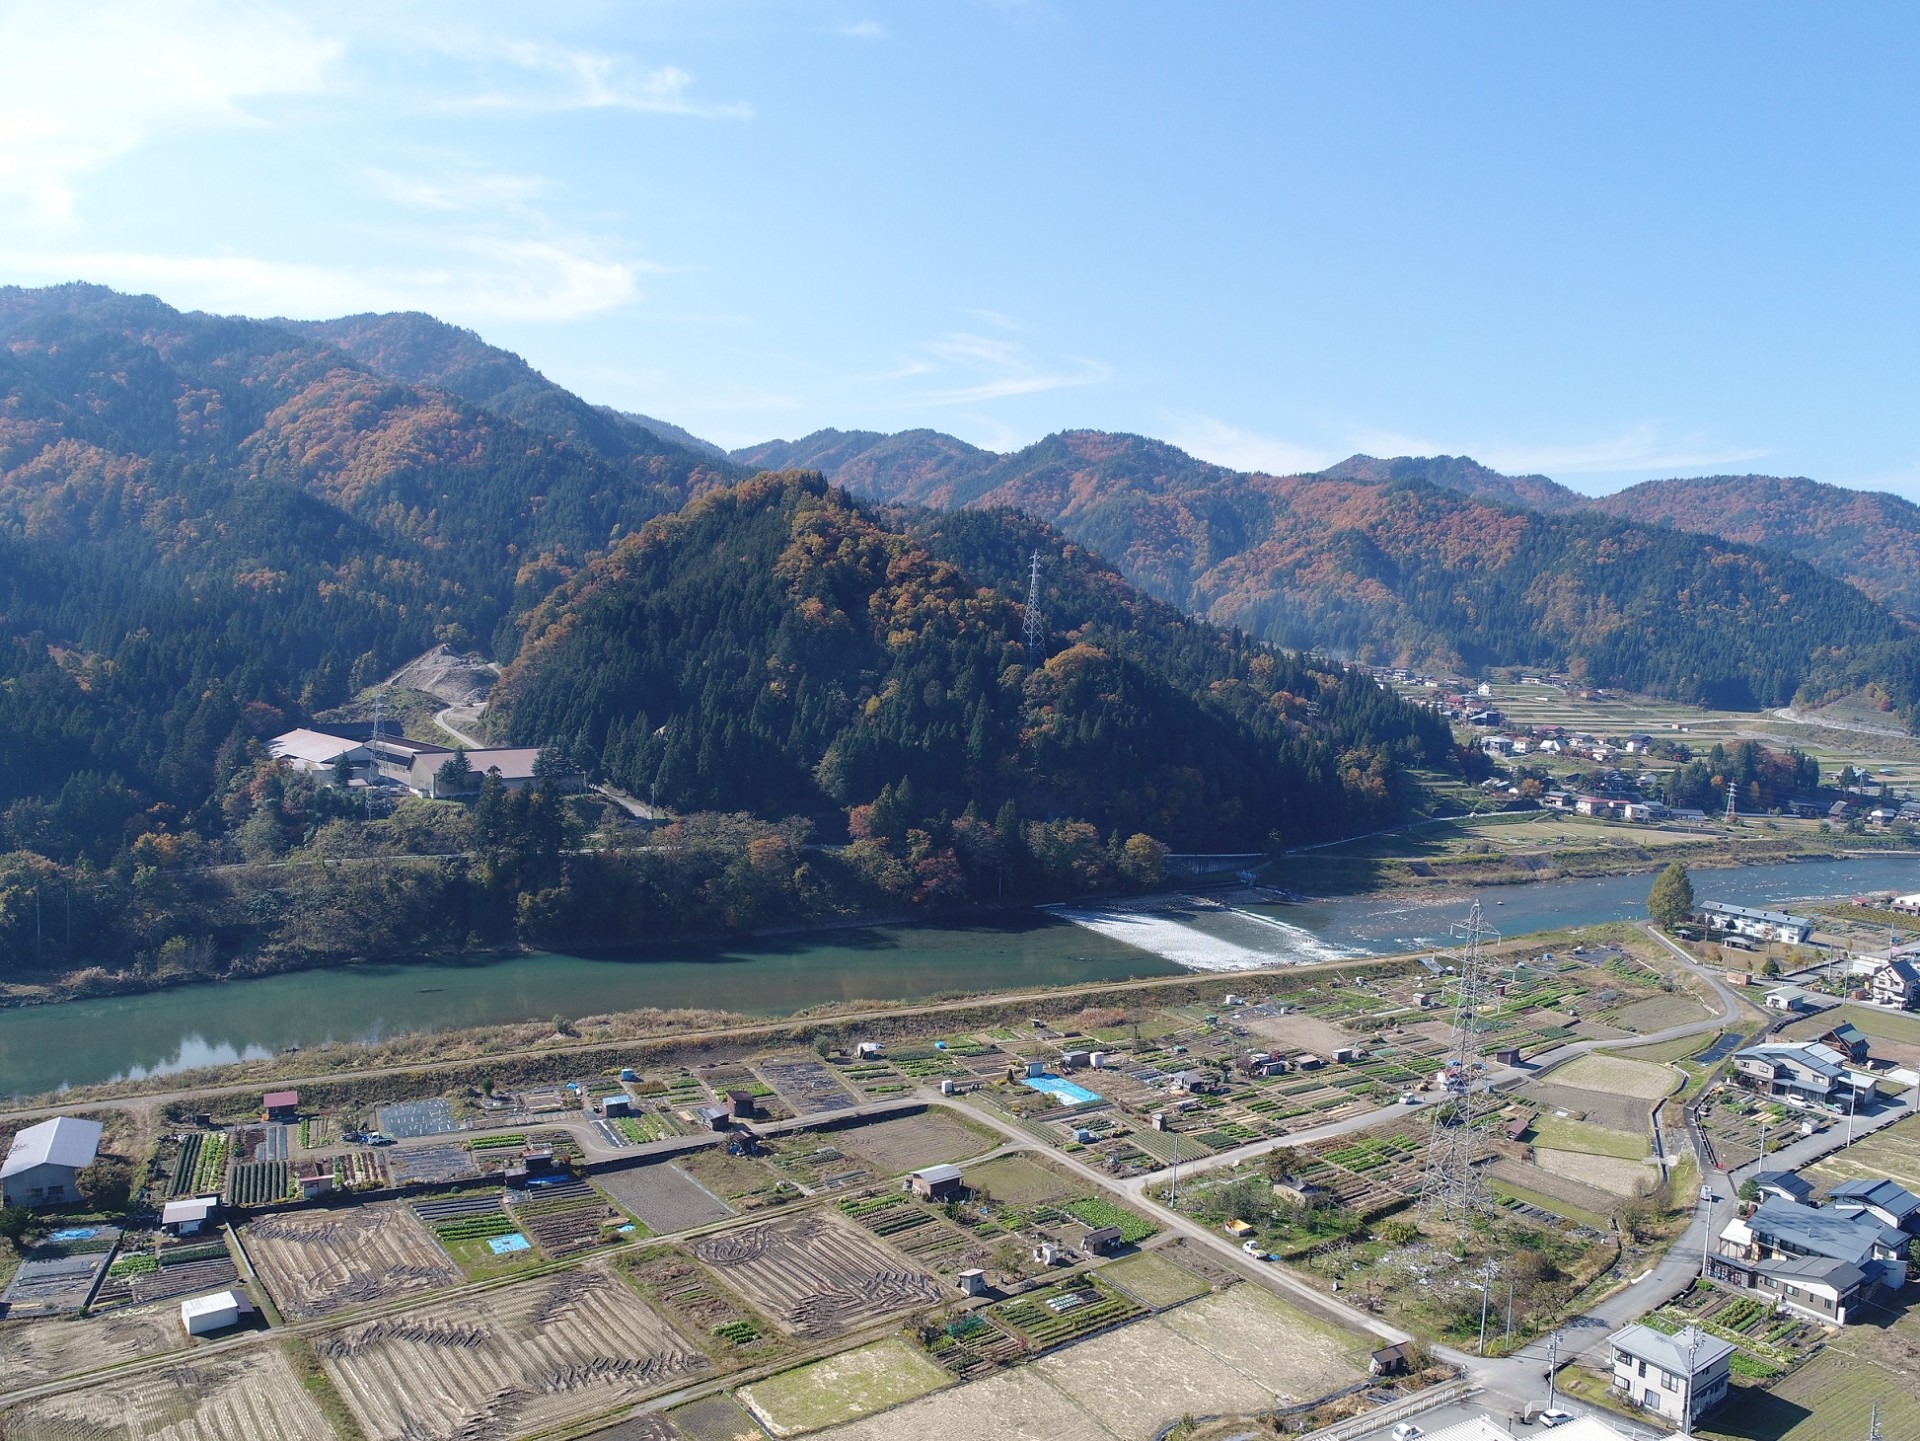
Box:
[1295,1054,1324,1071]
[1080,1225,1124,1254]
[162,1197,219,1236]
[1492,1047,1523,1067]
[957,1268,988,1296]
[295,1163,334,1200]
[1503,1111,1536,1142]
[262,1091,300,1123]
[726,1090,759,1119]
[1061,1050,1091,1070]
[1024,1060,1047,1079]
[599,1094,634,1118]
[857,1042,883,1060]
[695,1105,731,1133]
[1330,1046,1361,1064]
[910,1163,964,1201]
[1369,1342,1412,1377]
[181,1289,247,1336]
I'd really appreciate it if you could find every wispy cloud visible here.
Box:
[0,236,642,322]
[837,20,886,40]
[917,329,1110,404]
[0,0,337,224]
[1160,415,1332,476]
[365,165,548,212]
[434,37,751,118]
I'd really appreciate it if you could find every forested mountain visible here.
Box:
[743,427,1920,722]
[494,472,1456,852]
[1317,454,1585,514]
[275,311,743,481]
[1590,474,1920,621]
[0,283,726,842]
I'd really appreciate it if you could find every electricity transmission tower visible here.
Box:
[1420,899,1501,1224]
[1724,783,1739,825]
[1023,550,1045,658]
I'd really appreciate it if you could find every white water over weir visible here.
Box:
[1043,903,1360,972]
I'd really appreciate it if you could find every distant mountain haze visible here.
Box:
[734,426,1920,718]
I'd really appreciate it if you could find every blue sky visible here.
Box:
[3,2,1917,497]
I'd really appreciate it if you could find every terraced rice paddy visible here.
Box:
[691,1210,942,1340]
[0,1347,329,1441]
[244,1204,459,1319]
[320,1263,709,1441]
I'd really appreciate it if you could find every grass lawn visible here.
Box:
[1836,1007,1920,1049]
[1806,1113,1920,1195]
[738,1336,952,1436]
[1702,1349,1920,1441]
[1531,1114,1650,1160]
[1615,1031,1719,1065]
[1550,1054,1678,1099]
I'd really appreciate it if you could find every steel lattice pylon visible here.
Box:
[1420,898,1501,1224]
[1023,550,1045,658]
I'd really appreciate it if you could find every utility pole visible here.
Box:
[1505,1273,1514,1350]
[1545,1334,1560,1415]
[1478,1260,1497,1356]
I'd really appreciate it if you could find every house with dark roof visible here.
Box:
[1751,1171,1815,1205]
[1828,1178,1920,1233]
[1820,1022,1870,1063]
[1870,957,1920,1011]
[1707,1250,1873,1325]
[1731,1042,1865,1108]
[1719,1197,1908,1295]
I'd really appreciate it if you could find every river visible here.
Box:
[1,855,1912,1097]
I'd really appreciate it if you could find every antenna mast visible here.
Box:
[1023,550,1045,659]
[1420,899,1500,1224]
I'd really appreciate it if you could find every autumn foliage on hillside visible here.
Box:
[495,474,1455,883]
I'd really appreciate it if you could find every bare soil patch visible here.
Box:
[1243,1013,1357,1054]
[837,1112,992,1175]
[597,1162,736,1234]
[1550,1054,1677,1100]
[321,1261,708,1441]
[692,1210,941,1340]
[665,1394,765,1441]
[819,1366,1112,1441]
[0,1346,329,1441]
[1488,1157,1622,1218]
[1,1304,184,1389]
[1533,1148,1657,1198]
[1515,1080,1653,1135]
[738,1336,952,1436]
[245,1202,459,1319]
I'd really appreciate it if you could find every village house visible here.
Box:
[1701,901,1815,945]
[1827,1178,1920,1233]
[1720,1197,1909,1285]
[1,1116,102,1208]
[1869,957,1920,1010]
[1819,1022,1870,1063]
[1731,1042,1867,1109]
[910,1164,965,1201]
[1608,1322,1733,1430]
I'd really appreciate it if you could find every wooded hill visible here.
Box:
[494,472,1455,852]
[737,428,1920,725]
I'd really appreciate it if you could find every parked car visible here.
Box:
[1537,1410,1574,1428]
[1391,1425,1424,1441]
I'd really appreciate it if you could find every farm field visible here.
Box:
[1530,1114,1651,1160]
[1533,1147,1655,1197]
[737,1336,952,1436]
[964,1155,1077,1207]
[674,1147,779,1201]
[1157,1284,1363,1400]
[1097,1249,1211,1309]
[245,1203,459,1319]
[837,1111,992,1174]
[664,1393,766,1441]
[1550,1053,1679,1099]
[1805,1113,1920,1195]
[321,1262,709,1441]
[0,1304,184,1388]
[0,1346,329,1441]
[817,1365,1114,1441]
[691,1210,942,1340]
[597,1162,737,1234]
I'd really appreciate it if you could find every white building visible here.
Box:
[1609,1323,1734,1430]
[1,1116,102,1208]
[161,1196,220,1235]
[180,1288,248,1336]
[267,728,370,777]
[1701,901,1814,945]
